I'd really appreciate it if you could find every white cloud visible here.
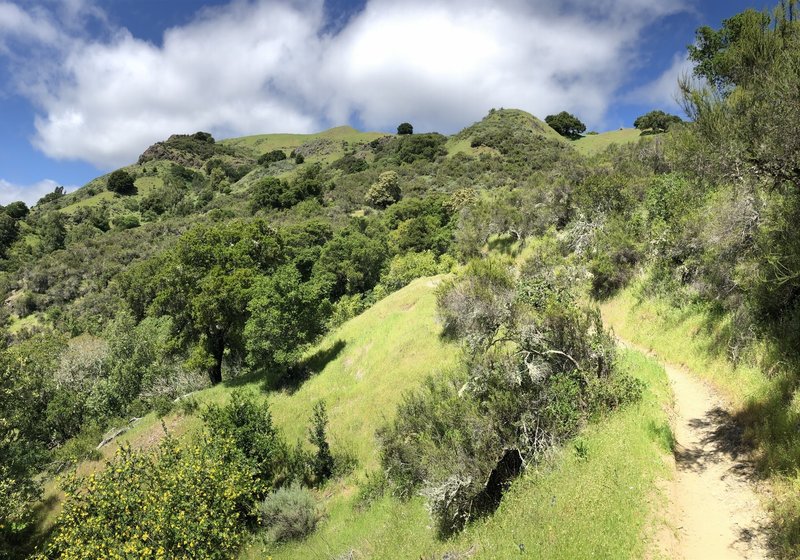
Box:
[6,0,689,168]
[625,52,695,113]
[0,178,72,206]
[0,1,61,46]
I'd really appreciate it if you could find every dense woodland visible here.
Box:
[3,3,800,558]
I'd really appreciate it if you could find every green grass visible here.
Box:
[36,277,675,560]
[573,129,649,156]
[253,347,673,560]
[134,175,164,196]
[59,191,115,214]
[600,283,768,408]
[8,313,42,334]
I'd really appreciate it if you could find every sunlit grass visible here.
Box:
[255,348,673,559]
[573,129,650,156]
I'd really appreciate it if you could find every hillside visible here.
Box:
[5,22,800,554]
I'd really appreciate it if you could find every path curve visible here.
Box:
[620,339,770,559]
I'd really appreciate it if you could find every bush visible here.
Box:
[203,391,290,491]
[106,170,136,195]
[258,484,319,543]
[39,437,257,559]
[365,171,401,209]
[308,401,333,484]
[258,150,288,165]
[112,213,140,230]
[380,251,439,291]
[381,260,641,534]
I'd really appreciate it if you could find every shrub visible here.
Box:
[203,391,290,491]
[258,484,319,543]
[365,171,401,209]
[258,150,288,165]
[308,401,333,484]
[106,169,136,195]
[112,213,140,230]
[380,251,439,291]
[381,260,641,534]
[39,437,257,559]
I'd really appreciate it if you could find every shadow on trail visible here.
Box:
[674,406,757,476]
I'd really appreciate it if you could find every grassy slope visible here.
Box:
[258,348,672,560]
[446,109,567,156]
[573,129,649,156]
[600,283,768,408]
[222,126,387,162]
[35,275,456,532]
[56,126,386,216]
[34,273,675,559]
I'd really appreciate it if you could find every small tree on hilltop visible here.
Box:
[397,122,413,135]
[545,111,587,140]
[365,171,401,209]
[106,169,136,195]
[633,110,683,134]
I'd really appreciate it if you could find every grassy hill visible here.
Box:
[222,126,387,163]
[34,275,457,533]
[447,108,568,158]
[31,272,676,560]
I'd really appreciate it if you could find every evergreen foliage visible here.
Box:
[545,111,586,139]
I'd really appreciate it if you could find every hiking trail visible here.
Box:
[620,338,770,559]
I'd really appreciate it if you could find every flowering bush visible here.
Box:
[39,435,256,559]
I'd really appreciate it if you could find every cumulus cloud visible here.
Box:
[0,178,72,206]
[625,52,694,112]
[5,0,689,168]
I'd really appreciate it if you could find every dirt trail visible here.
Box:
[620,339,770,559]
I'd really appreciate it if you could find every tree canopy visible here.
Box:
[544,111,586,140]
[106,169,136,195]
[633,110,683,133]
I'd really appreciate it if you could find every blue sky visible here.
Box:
[0,0,775,204]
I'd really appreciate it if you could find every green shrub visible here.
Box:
[106,170,136,195]
[39,437,257,559]
[308,401,333,484]
[258,150,287,165]
[112,214,140,230]
[354,469,389,511]
[258,484,319,543]
[151,394,174,418]
[203,391,290,491]
[380,251,439,291]
[381,260,641,534]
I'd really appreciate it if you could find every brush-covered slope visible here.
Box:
[256,348,672,560]
[56,126,387,217]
